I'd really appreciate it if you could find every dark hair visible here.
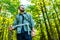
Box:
[18,5,24,9]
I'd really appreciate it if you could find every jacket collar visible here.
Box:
[19,12,26,15]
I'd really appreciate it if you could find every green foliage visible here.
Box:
[0,0,60,40]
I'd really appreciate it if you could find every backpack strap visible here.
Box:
[24,13,32,30]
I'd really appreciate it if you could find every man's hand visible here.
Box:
[8,25,13,31]
[31,27,36,37]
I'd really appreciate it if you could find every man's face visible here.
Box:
[19,6,25,12]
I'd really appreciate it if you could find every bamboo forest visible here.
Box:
[0,0,60,40]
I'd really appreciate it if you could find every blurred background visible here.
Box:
[0,0,60,40]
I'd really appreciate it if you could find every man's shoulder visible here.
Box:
[25,12,31,17]
[15,14,20,18]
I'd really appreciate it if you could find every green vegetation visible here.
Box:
[0,0,60,40]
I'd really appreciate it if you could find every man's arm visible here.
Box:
[12,17,18,29]
[29,15,36,37]
[29,15,35,30]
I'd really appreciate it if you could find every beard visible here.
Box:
[20,9,25,12]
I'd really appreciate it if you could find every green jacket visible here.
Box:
[12,12,35,34]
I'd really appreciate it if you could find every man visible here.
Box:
[8,5,35,40]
